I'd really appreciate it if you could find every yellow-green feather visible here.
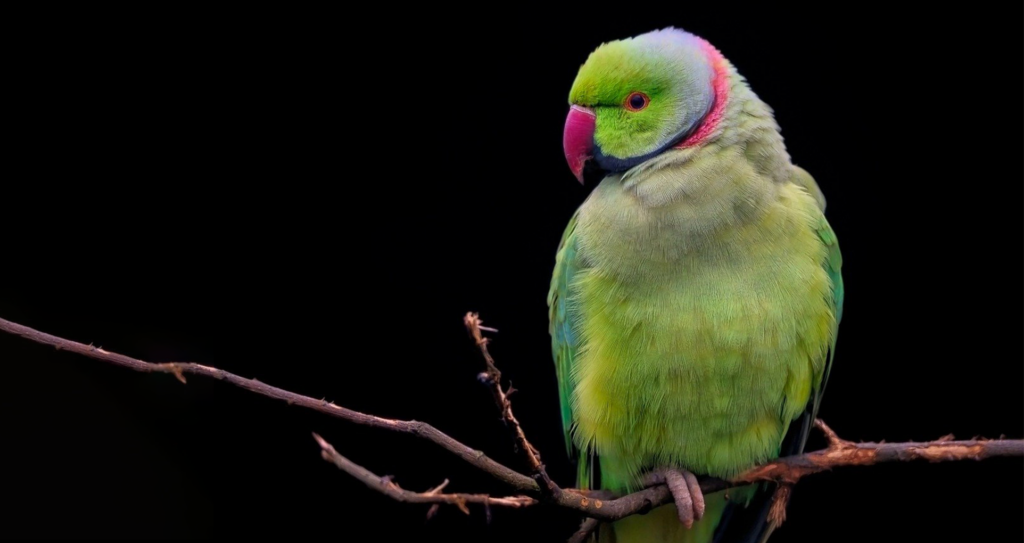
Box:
[571,181,834,487]
[547,33,843,543]
[548,211,586,483]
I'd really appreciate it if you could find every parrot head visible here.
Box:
[563,27,728,184]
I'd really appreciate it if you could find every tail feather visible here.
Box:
[711,485,774,543]
[714,409,817,543]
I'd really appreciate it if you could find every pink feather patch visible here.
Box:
[675,40,730,149]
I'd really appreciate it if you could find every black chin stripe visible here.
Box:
[592,115,706,173]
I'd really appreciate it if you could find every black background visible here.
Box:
[3,6,1022,542]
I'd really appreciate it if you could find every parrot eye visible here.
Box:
[625,92,650,112]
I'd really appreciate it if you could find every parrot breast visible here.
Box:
[569,156,834,490]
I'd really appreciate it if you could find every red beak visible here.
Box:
[563,105,596,184]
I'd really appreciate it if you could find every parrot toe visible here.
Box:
[656,468,705,528]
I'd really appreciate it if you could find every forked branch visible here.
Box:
[2,314,1021,538]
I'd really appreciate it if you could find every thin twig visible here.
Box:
[567,517,599,543]
[313,433,537,514]
[464,312,561,499]
[813,418,852,448]
[0,316,537,493]
[766,484,792,531]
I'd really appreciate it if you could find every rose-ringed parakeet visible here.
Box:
[548,28,843,543]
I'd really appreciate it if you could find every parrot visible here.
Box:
[547,27,844,543]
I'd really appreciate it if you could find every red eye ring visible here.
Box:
[624,91,650,112]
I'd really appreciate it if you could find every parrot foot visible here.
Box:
[653,468,705,529]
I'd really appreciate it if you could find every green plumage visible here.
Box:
[548,28,843,543]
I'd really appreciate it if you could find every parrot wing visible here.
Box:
[781,206,845,458]
[547,209,597,488]
[716,174,845,543]
[811,213,844,420]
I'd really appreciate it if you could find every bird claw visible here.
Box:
[658,468,705,528]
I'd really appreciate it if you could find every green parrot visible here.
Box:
[548,28,843,543]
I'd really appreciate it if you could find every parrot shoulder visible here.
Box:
[790,165,827,212]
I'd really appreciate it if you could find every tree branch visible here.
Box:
[0,316,537,493]
[313,433,537,514]
[464,312,561,499]
[567,518,600,543]
[3,313,1022,540]
[546,427,1024,521]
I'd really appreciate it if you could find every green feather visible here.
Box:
[547,212,581,459]
[811,208,844,419]
[548,27,845,543]
[547,210,602,490]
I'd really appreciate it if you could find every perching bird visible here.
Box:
[548,28,843,543]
